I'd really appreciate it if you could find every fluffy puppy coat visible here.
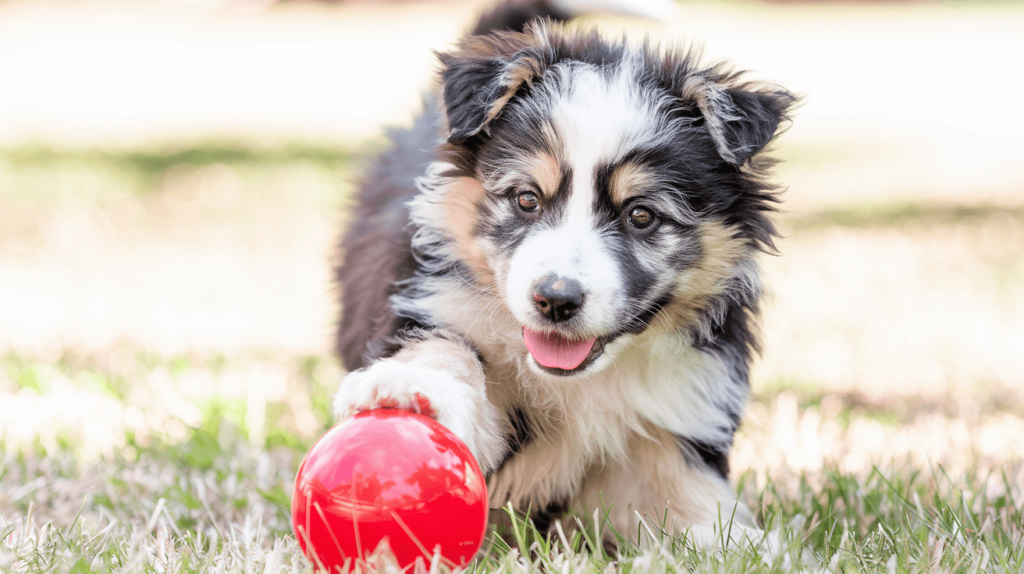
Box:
[333,0,795,545]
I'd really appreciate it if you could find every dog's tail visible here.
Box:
[470,0,676,36]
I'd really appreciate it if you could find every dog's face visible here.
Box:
[436,26,794,377]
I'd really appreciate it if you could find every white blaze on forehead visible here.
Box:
[550,59,661,225]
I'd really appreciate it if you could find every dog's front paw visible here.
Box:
[332,359,487,460]
[333,360,440,419]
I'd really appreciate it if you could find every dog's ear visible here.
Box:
[684,76,797,166]
[438,34,548,143]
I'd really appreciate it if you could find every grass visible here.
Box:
[3,433,1022,572]
[2,348,1022,573]
[1,141,1022,572]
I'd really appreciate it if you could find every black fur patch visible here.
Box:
[531,497,570,533]
[507,406,535,453]
[471,0,571,36]
[364,316,433,366]
[489,407,536,479]
[440,56,509,142]
[709,87,796,167]
[675,435,731,480]
[335,105,440,371]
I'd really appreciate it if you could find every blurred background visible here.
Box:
[1,0,1022,492]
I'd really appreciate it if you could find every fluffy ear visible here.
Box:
[685,76,797,166]
[438,35,548,143]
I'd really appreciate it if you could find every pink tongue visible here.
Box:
[523,328,597,370]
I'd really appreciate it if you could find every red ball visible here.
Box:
[291,409,488,571]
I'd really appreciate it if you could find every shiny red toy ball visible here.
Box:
[291,409,488,571]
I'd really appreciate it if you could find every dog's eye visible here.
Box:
[517,191,540,213]
[627,206,655,229]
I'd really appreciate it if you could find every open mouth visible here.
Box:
[522,328,607,376]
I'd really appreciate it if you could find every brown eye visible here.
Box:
[517,191,540,212]
[628,206,655,229]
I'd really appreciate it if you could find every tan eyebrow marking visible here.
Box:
[529,152,562,199]
[609,162,657,204]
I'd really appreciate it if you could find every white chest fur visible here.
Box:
[410,275,746,508]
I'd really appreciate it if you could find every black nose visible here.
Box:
[532,275,584,322]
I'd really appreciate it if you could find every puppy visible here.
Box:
[333,0,795,546]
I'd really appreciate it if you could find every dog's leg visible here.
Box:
[332,331,507,473]
[573,427,759,549]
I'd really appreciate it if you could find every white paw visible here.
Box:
[333,359,500,469]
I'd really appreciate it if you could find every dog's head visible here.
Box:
[432,23,796,377]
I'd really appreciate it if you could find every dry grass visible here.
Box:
[3,367,1022,572]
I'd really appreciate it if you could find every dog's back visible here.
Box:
[335,107,436,371]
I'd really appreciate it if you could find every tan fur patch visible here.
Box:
[609,162,657,204]
[443,178,493,285]
[631,426,744,525]
[530,153,562,198]
[483,62,539,126]
[570,426,748,543]
[655,220,751,334]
